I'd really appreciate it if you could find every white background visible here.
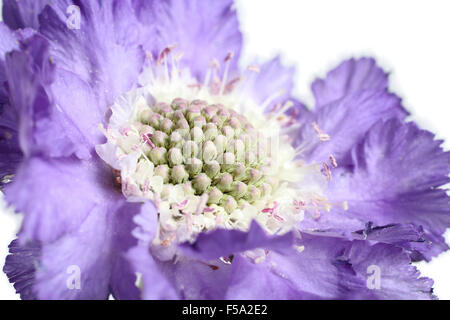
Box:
[0,0,449,299]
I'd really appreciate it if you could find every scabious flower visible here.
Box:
[1,0,449,300]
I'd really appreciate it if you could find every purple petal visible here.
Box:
[4,156,115,243]
[108,201,142,300]
[354,223,424,244]
[339,241,435,299]
[49,67,105,148]
[266,233,434,299]
[4,199,142,300]
[129,201,235,299]
[0,24,25,181]
[0,22,18,66]
[127,202,179,299]
[322,119,450,259]
[2,0,48,30]
[179,221,294,261]
[4,199,142,299]
[352,223,430,261]
[312,57,389,107]
[297,90,407,164]
[37,1,145,107]
[0,103,22,185]
[33,199,139,299]
[5,30,137,159]
[225,255,302,299]
[157,256,233,300]
[127,246,178,300]
[245,56,296,111]
[266,234,350,299]
[5,35,92,159]
[2,239,40,300]
[133,0,242,80]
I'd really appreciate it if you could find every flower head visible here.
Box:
[0,0,448,300]
[96,48,329,243]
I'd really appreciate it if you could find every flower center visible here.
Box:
[127,97,276,211]
[96,46,332,244]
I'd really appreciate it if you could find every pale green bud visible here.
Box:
[176,118,189,130]
[190,126,204,144]
[260,182,272,197]
[160,118,174,134]
[232,164,246,181]
[152,130,168,147]
[183,140,199,159]
[168,147,183,166]
[207,187,223,204]
[204,160,220,178]
[216,173,233,192]
[169,131,183,148]
[140,109,153,123]
[222,152,235,171]
[139,125,154,136]
[171,165,188,184]
[231,181,247,199]
[185,158,202,176]
[193,173,211,194]
[214,135,227,154]
[245,185,261,202]
[149,113,162,128]
[149,147,167,165]
[248,168,262,184]
[222,125,234,141]
[154,165,170,183]
[203,141,217,162]
[220,195,238,214]
[204,123,218,141]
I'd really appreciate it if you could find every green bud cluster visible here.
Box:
[138,98,276,213]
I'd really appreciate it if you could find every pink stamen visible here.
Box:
[199,261,219,271]
[142,178,150,193]
[123,180,138,197]
[224,51,234,62]
[225,76,243,93]
[196,194,209,215]
[211,77,221,95]
[131,145,140,152]
[161,234,176,247]
[310,199,321,220]
[321,162,331,181]
[157,44,177,65]
[174,199,189,209]
[288,108,299,122]
[271,102,282,113]
[312,122,331,142]
[329,154,338,168]
[120,127,132,136]
[262,201,279,214]
[318,134,330,142]
[247,65,260,73]
[220,52,234,95]
[142,133,155,148]
[293,199,306,210]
